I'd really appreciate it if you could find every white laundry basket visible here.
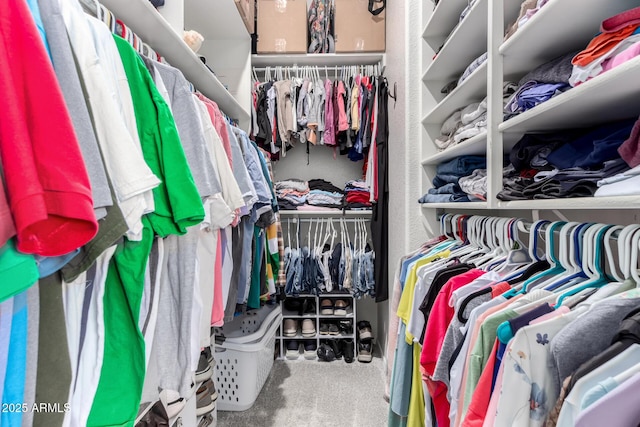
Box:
[213,304,281,411]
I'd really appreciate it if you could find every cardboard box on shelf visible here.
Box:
[334,0,385,52]
[235,0,255,34]
[257,0,308,54]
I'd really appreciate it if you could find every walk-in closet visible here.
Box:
[4,0,640,426]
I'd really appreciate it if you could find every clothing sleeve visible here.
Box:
[0,176,16,248]
[0,0,97,256]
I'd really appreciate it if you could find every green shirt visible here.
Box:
[112,35,204,237]
[89,37,204,427]
[0,239,38,302]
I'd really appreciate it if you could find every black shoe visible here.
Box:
[286,340,300,359]
[358,341,373,363]
[342,339,355,363]
[317,343,336,362]
[328,323,340,335]
[302,298,316,315]
[284,298,303,314]
[319,323,330,335]
[357,320,373,341]
[303,340,317,359]
[338,319,353,335]
[328,340,343,359]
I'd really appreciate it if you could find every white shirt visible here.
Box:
[58,0,160,239]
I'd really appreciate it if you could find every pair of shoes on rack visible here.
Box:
[284,318,316,337]
[196,378,217,416]
[284,298,316,316]
[357,321,374,363]
[320,298,350,315]
[287,340,317,359]
[319,321,339,335]
[319,319,353,335]
[317,339,355,363]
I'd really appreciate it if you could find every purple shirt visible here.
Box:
[575,373,640,427]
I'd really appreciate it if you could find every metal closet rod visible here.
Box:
[252,63,384,74]
[283,218,370,223]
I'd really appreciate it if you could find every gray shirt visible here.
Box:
[154,62,221,198]
[550,296,640,393]
[38,0,112,219]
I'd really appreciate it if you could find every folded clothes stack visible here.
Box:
[276,179,309,210]
[498,119,636,201]
[504,0,550,41]
[419,155,487,203]
[504,51,576,120]
[570,7,640,86]
[436,82,517,151]
[345,180,372,209]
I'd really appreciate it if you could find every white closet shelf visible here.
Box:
[421,202,488,210]
[279,210,372,217]
[422,0,468,50]
[501,0,640,78]
[421,132,487,166]
[499,56,640,136]
[423,0,487,83]
[251,54,384,67]
[101,0,250,124]
[422,62,487,125]
[185,0,249,41]
[497,196,640,210]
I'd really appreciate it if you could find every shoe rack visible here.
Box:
[276,293,358,361]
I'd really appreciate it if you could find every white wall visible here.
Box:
[271,143,366,189]
[376,0,428,367]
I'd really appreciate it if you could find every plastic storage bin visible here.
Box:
[214,304,282,411]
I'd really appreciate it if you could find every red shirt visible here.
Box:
[461,339,499,427]
[0,0,97,256]
[0,174,15,248]
[421,269,485,427]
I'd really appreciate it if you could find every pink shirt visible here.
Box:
[336,81,349,132]
[211,229,224,327]
[601,39,640,73]
[196,94,233,168]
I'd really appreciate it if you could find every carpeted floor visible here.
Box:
[217,356,389,427]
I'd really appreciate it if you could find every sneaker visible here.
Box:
[317,343,336,362]
[357,320,373,341]
[338,319,353,335]
[301,319,316,337]
[160,390,185,419]
[303,340,317,359]
[342,339,355,363]
[198,414,214,427]
[328,323,339,335]
[320,299,334,315]
[195,353,213,383]
[358,341,373,363]
[283,318,298,337]
[319,323,330,335]
[286,340,300,359]
[334,299,349,315]
[196,384,215,416]
[202,378,217,403]
[202,346,214,366]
